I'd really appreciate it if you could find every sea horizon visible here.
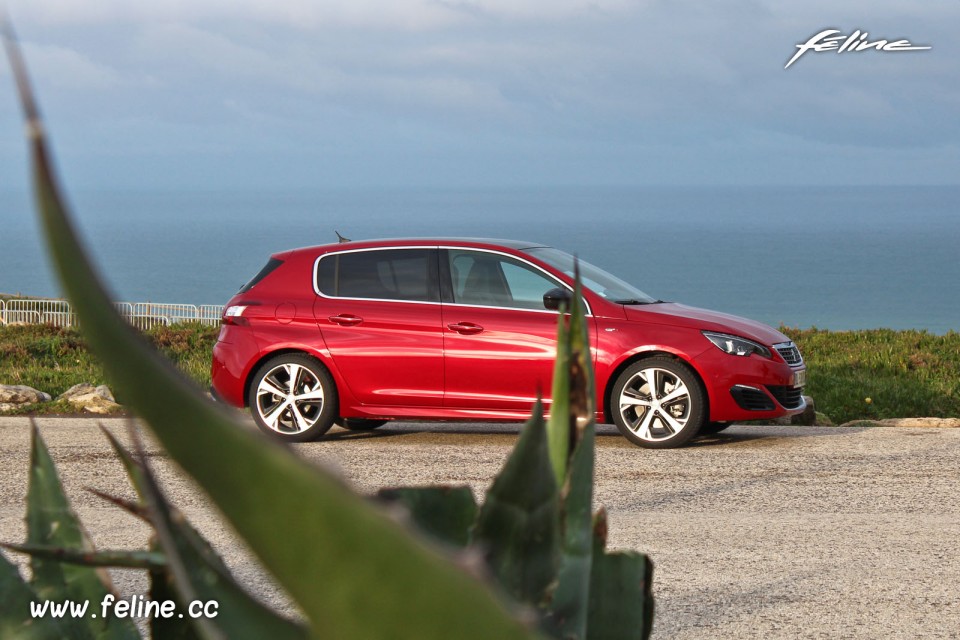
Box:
[2,185,958,334]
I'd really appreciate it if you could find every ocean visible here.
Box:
[1,186,957,333]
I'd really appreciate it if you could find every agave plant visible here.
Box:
[1,23,653,640]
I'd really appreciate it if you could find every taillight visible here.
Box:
[222,305,248,326]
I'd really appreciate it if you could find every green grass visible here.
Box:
[0,323,218,413]
[1,323,958,423]
[782,327,960,424]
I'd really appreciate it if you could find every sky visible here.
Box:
[1,0,957,189]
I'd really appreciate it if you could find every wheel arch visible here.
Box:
[602,349,711,425]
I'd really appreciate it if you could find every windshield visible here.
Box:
[524,247,657,304]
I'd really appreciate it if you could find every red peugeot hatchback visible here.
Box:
[211,238,806,448]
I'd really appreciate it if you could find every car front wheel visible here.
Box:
[248,354,337,442]
[611,357,705,449]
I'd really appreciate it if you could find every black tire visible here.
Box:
[699,421,733,435]
[610,357,705,449]
[335,418,388,431]
[248,354,337,442]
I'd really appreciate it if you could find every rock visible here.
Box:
[838,418,960,429]
[876,417,960,429]
[59,383,107,401]
[814,411,835,426]
[839,420,884,428]
[0,384,52,406]
[791,395,817,426]
[57,383,121,414]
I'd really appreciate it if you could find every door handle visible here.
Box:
[329,314,363,326]
[447,322,484,335]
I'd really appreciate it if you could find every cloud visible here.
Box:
[2,0,958,187]
[19,42,121,89]
[6,0,647,31]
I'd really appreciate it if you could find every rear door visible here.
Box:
[313,247,444,407]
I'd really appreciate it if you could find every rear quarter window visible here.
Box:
[316,249,438,302]
[238,258,283,293]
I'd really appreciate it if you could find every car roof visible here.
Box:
[284,237,552,256]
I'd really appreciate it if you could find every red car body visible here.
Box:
[211,238,806,448]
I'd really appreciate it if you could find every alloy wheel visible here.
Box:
[255,362,326,434]
[618,366,693,442]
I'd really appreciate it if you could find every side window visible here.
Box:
[500,262,558,309]
[448,250,562,310]
[316,249,438,302]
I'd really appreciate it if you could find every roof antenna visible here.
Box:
[335,230,351,244]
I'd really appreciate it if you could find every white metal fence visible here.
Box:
[0,298,224,330]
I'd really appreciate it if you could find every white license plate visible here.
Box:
[793,369,807,388]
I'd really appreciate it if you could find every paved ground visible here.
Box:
[1,417,958,638]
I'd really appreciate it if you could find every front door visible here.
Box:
[441,248,592,415]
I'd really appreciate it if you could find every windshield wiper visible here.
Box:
[614,299,655,305]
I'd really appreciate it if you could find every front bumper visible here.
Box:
[729,383,806,413]
[693,346,807,422]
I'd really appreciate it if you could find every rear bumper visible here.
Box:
[210,329,261,408]
[209,385,226,404]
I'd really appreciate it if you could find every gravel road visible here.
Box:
[1,417,958,638]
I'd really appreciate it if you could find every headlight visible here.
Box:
[702,332,772,358]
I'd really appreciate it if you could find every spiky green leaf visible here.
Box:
[1,544,165,571]
[473,403,560,605]
[26,427,140,640]
[547,305,572,485]
[542,426,595,639]
[99,429,145,502]
[100,427,221,640]
[84,488,149,524]
[376,486,478,548]
[586,552,654,640]
[148,555,201,640]
[101,428,231,577]
[547,260,596,487]
[105,426,305,639]
[0,551,67,640]
[585,510,654,640]
[567,261,596,442]
[128,445,308,640]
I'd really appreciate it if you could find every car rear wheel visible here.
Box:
[611,357,705,449]
[248,354,337,442]
[335,418,388,431]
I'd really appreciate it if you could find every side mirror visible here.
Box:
[543,287,572,311]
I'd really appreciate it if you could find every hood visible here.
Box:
[623,302,789,346]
